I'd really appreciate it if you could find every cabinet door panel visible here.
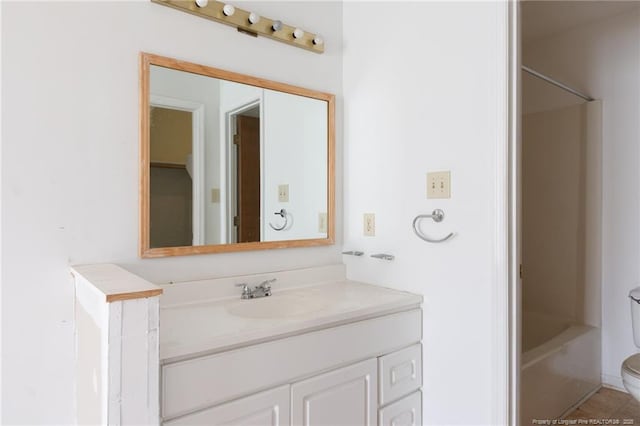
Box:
[164,385,290,426]
[378,391,422,426]
[292,359,377,426]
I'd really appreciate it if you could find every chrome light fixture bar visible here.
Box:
[151,0,325,54]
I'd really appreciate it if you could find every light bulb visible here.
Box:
[222,4,235,16]
[293,28,304,39]
[248,12,260,24]
[195,0,208,7]
[271,20,282,31]
[313,35,324,46]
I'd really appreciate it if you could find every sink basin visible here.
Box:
[226,294,329,319]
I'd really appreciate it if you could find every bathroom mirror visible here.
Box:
[139,53,335,257]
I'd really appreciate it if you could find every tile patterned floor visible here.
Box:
[563,387,640,423]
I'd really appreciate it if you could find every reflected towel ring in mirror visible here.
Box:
[412,209,455,243]
[269,209,288,231]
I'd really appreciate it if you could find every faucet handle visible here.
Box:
[235,283,252,298]
[258,278,276,289]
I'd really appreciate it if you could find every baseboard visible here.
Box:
[602,373,627,392]
[560,378,631,419]
[560,385,602,418]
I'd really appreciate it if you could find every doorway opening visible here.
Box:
[514,0,640,422]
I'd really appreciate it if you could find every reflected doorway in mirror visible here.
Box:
[230,106,261,243]
[148,96,206,248]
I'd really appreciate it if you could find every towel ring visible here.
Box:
[269,209,288,231]
[412,209,455,243]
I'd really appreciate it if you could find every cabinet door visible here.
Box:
[164,385,290,426]
[291,358,377,426]
[378,391,422,426]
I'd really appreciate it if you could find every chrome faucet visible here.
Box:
[235,278,275,299]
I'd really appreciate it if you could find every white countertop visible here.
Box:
[160,280,422,362]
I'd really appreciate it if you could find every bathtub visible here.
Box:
[521,311,601,423]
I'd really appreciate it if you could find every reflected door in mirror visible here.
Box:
[235,114,260,243]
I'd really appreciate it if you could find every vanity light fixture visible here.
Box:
[271,20,283,32]
[248,12,260,25]
[151,0,324,53]
[222,4,235,16]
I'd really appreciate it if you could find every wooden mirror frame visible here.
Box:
[139,52,335,258]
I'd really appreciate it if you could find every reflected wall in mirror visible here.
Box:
[139,53,335,257]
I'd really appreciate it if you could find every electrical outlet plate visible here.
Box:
[427,171,451,199]
[278,184,289,202]
[363,213,375,236]
[318,213,327,233]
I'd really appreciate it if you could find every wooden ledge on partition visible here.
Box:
[71,263,162,302]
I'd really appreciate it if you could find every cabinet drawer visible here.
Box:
[378,390,422,426]
[378,343,422,406]
[163,385,290,425]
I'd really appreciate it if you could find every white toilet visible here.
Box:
[622,287,640,401]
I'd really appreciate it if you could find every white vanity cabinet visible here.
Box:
[161,309,423,426]
[159,269,424,426]
[73,264,424,425]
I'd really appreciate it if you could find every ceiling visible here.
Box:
[522,1,640,44]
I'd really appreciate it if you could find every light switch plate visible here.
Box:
[363,213,375,236]
[211,188,220,203]
[427,171,451,199]
[278,184,289,202]
[318,213,327,233]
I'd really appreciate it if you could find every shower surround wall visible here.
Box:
[522,101,601,327]
[520,99,602,421]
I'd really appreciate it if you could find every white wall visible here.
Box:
[263,89,328,241]
[523,7,640,390]
[342,2,508,424]
[1,2,342,423]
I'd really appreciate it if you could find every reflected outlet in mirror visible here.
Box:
[140,53,335,257]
